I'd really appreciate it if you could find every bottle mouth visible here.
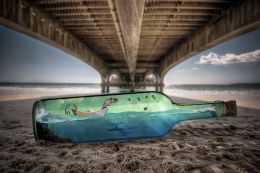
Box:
[225,100,237,117]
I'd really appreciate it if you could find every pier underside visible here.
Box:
[0,0,259,92]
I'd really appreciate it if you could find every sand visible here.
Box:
[0,92,259,173]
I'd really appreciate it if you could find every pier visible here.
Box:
[0,0,259,92]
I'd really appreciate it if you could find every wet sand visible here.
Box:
[0,94,259,173]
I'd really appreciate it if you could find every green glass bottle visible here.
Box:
[32,92,236,143]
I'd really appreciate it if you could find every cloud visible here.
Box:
[197,49,260,65]
[176,69,185,73]
[175,67,199,73]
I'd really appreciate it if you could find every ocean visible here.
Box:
[0,83,260,106]
[164,83,260,98]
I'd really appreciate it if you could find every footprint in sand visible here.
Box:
[111,143,122,152]
[116,153,125,163]
[123,159,142,172]
[58,150,68,158]
[65,163,88,173]
[71,149,82,155]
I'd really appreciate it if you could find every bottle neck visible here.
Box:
[171,101,228,122]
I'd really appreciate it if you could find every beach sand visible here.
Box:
[0,92,259,173]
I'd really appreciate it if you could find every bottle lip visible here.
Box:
[225,100,237,117]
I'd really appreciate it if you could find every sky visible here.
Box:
[0,26,101,83]
[164,28,260,85]
[0,25,259,85]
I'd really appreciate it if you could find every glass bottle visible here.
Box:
[33,92,236,143]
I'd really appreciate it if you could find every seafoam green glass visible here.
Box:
[32,92,236,143]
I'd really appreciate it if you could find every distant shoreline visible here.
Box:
[0,82,101,86]
[166,83,260,89]
[167,82,260,86]
[1,82,260,87]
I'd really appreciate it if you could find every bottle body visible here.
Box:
[33,92,236,143]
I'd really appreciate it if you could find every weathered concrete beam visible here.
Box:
[144,11,217,16]
[108,0,145,76]
[160,0,260,77]
[58,14,112,21]
[0,0,108,75]
[147,0,232,3]
[51,12,111,16]
[107,0,128,71]
[145,4,222,10]
[107,62,158,69]
[143,15,209,21]
[34,0,79,4]
[44,4,108,11]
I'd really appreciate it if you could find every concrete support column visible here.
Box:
[104,74,110,93]
[130,74,135,92]
[106,83,110,93]
[29,7,34,30]
[159,84,164,92]
[155,84,159,92]
[155,75,160,92]
[101,76,105,93]
[17,0,23,25]
[159,77,164,93]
